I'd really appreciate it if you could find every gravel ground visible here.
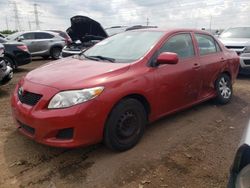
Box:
[0,59,249,188]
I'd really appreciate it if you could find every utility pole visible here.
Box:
[209,15,212,31]
[5,16,9,30]
[146,17,149,26]
[34,3,40,30]
[13,1,21,31]
[28,19,32,30]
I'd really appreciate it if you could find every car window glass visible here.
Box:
[160,33,195,58]
[215,41,221,52]
[195,34,217,55]
[35,32,54,39]
[22,33,35,40]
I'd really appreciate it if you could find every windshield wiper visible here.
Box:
[81,54,100,61]
[89,55,116,63]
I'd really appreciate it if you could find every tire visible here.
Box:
[104,98,147,151]
[215,74,232,104]
[50,47,62,60]
[4,56,16,70]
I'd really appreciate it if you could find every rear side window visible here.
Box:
[195,34,218,55]
[35,32,54,39]
[22,33,35,40]
[160,33,195,58]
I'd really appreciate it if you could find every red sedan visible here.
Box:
[11,29,239,151]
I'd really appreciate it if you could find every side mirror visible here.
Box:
[156,52,178,65]
[17,36,24,42]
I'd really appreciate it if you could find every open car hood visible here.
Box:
[66,15,108,42]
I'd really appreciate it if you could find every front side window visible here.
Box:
[160,33,195,58]
[195,34,217,55]
[22,33,35,40]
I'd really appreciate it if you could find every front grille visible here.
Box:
[17,120,35,135]
[244,59,250,65]
[18,89,42,106]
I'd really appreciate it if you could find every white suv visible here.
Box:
[219,27,250,75]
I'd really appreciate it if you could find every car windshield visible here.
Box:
[220,27,250,38]
[83,31,164,63]
[6,32,22,40]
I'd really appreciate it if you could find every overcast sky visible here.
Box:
[0,0,250,31]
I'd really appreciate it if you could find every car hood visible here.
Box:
[25,57,131,90]
[66,15,108,42]
[219,37,250,47]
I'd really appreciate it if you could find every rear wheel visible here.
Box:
[215,74,232,104]
[104,99,147,151]
[50,47,62,60]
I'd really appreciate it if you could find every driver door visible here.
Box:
[155,33,202,116]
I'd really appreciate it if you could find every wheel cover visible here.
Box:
[53,48,61,58]
[116,110,139,140]
[219,77,231,99]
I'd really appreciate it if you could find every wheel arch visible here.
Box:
[4,53,17,67]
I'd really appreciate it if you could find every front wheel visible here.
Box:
[104,99,147,151]
[215,74,232,104]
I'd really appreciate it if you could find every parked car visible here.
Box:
[105,26,128,36]
[0,37,31,69]
[219,27,250,75]
[0,44,13,85]
[61,15,108,57]
[228,120,250,188]
[125,25,158,31]
[6,31,66,59]
[11,29,239,151]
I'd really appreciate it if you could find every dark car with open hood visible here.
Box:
[61,15,108,57]
[0,44,13,86]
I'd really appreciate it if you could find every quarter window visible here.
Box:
[160,33,195,58]
[195,34,218,55]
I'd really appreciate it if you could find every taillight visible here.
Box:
[65,36,72,45]
[17,45,29,52]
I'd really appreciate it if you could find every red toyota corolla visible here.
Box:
[11,29,239,151]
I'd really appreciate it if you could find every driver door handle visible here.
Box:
[193,63,200,69]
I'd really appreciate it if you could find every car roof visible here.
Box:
[128,28,212,35]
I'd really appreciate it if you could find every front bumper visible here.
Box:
[11,80,108,148]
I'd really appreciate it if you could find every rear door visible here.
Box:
[194,33,225,98]
[155,33,202,116]
[33,32,54,54]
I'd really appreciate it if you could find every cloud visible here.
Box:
[0,0,250,32]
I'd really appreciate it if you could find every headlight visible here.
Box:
[48,86,104,109]
[243,46,250,53]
